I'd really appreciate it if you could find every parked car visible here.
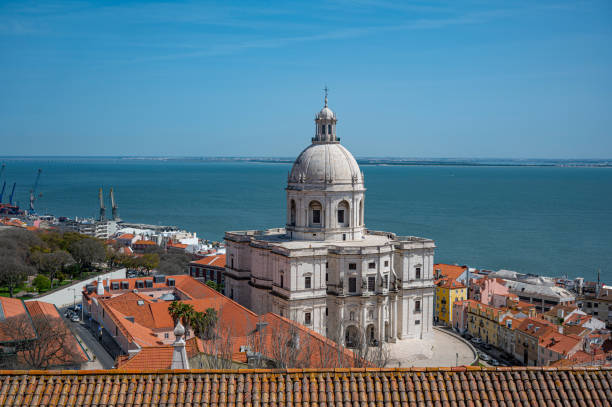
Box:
[482,343,492,350]
[471,337,482,345]
[490,359,500,366]
[71,315,80,322]
[478,352,490,362]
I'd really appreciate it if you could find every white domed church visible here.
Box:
[224,95,435,346]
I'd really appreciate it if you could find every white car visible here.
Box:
[71,315,80,322]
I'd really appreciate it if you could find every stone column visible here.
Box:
[391,296,398,340]
[377,298,384,342]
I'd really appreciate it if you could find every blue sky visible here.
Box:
[0,0,610,158]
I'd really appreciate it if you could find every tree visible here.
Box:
[0,255,36,297]
[158,252,191,275]
[31,250,74,288]
[139,253,159,275]
[33,275,51,292]
[0,313,82,369]
[69,238,105,272]
[168,301,195,330]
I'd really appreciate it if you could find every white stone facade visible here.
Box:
[224,97,435,346]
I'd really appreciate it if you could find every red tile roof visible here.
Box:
[438,279,466,289]
[23,301,89,366]
[191,254,226,268]
[434,263,467,281]
[133,240,156,245]
[117,233,134,239]
[0,368,610,406]
[540,331,582,356]
[0,298,35,342]
[115,338,203,370]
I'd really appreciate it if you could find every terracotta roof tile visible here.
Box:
[0,368,610,406]
[191,254,226,267]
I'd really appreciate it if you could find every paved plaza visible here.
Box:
[387,328,476,367]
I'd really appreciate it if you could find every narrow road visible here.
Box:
[60,307,115,369]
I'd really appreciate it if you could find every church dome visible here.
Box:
[317,106,335,120]
[289,143,363,185]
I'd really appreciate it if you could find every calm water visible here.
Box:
[1,158,611,281]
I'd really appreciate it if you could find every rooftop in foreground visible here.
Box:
[0,367,610,407]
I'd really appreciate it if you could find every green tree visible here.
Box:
[168,301,195,329]
[33,275,51,292]
[139,253,159,275]
[31,250,74,288]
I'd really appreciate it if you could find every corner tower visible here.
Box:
[286,92,366,241]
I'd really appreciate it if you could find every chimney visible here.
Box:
[96,277,105,296]
[171,321,190,369]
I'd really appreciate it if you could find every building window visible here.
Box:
[349,263,356,270]
[325,273,328,282]
[415,320,420,325]
[384,260,389,267]
[368,262,376,269]
[337,210,344,224]
[349,312,355,321]
[230,288,234,299]
[368,276,375,292]
[313,210,321,224]
[305,312,311,325]
[328,124,332,134]
[164,333,169,339]
[415,267,421,279]
[321,125,325,135]
[305,276,311,289]
[326,262,329,268]
[384,274,388,288]
[280,274,284,288]
[326,307,328,316]
[369,310,374,319]
[349,277,357,293]
[415,300,421,312]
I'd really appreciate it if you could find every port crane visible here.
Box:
[110,187,119,221]
[29,169,42,213]
[8,183,16,205]
[98,187,106,221]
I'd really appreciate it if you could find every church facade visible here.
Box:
[224,96,435,346]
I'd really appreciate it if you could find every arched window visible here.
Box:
[328,124,332,134]
[321,125,326,135]
[290,200,296,226]
[309,201,322,227]
[337,200,350,227]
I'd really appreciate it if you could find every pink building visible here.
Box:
[470,277,509,306]
[452,299,477,334]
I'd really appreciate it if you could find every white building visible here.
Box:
[224,96,435,347]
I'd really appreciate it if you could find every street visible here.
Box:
[59,306,115,369]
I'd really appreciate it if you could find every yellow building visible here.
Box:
[435,279,467,326]
[466,302,502,347]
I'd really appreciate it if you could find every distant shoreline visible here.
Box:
[1,156,611,168]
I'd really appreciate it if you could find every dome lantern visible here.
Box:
[313,86,338,143]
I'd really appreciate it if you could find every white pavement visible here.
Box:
[26,268,127,308]
[387,328,476,367]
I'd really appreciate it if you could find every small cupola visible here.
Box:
[313,86,338,143]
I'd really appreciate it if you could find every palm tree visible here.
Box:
[168,301,195,331]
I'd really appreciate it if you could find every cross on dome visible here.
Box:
[323,85,328,107]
